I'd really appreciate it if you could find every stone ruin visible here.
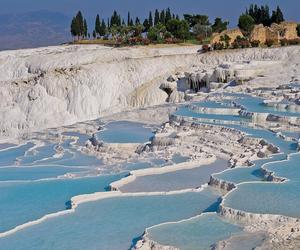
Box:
[211,21,299,46]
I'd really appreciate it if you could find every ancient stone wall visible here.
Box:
[250,24,267,43]
[271,22,298,40]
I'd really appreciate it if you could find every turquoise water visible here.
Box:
[120,159,228,193]
[224,181,300,218]
[97,121,154,143]
[0,143,35,167]
[18,143,57,165]
[175,106,246,122]
[0,174,125,233]
[0,189,220,250]
[233,95,300,117]
[265,153,300,181]
[0,93,299,249]
[0,165,88,181]
[193,100,235,109]
[212,154,286,185]
[147,213,242,250]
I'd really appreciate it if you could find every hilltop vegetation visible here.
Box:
[69,4,296,48]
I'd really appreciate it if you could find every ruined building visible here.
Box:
[211,21,299,46]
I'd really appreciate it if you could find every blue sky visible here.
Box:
[1,0,299,26]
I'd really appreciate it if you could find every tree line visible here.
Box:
[70,8,230,44]
[238,5,285,35]
[70,4,289,45]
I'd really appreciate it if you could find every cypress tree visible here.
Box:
[111,10,120,26]
[143,18,150,32]
[271,6,284,24]
[166,8,172,23]
[83,18,88,38]
[92,30,96,39]
[77,11,84,38]
[127,12,131,26]
[71,11,84,39]
[149,11,153,27]
[100,19,107,36]
[118,15,122,26]
[70,17,77,38]
[129,18,134,26]
[154,9,160,25]
[95,14,101,36]
[160,10,166,24]
[135,17,140,25]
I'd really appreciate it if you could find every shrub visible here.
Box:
[142,38,151,45]
[250,40,260,47]
[232,36,251,49]
[165,37,182,44]
[220,34,231,48]
[265,39,276,47]
[213,42,224,50]
[280,38,288,46]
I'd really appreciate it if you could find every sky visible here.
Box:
[1,0,300,26]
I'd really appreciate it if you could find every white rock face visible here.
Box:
[0,45,199,137]
[1,45,300,138]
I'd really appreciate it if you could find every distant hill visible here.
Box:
[0,10,70,51]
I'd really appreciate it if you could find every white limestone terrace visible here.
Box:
[1,44,300,138]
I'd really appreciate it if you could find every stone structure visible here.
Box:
[211,28,244,45]
[250,22,298,44]
[212,21,299,46]
[250,24,279,44]
[270,22,298,40]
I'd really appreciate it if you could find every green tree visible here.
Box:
[184,14,209,28]
[133,24,145,37]
[154,9,160,25]
[160,10,166,24]
[211,18,229,33]
[135,17,140,25]
[165,8,172,23]
[76,11,84,37]
[70,17,78,38]
[127,12,131,26]
[271,6,284,24]
[193,23,212,41]
[147,23,167,42]
[166,19,189,39]
[100,19,107,36]
[95,14,101,37]
[149,11,153,27]
[111,10,121,26]
[238,14,255,36]
[92,30,96,39]
[143,19,150,32]
[220,34,231,48]
[246,4,271,26]
[83,19,88,38]
[70,11,84,39]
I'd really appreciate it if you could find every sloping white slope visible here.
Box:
[0,45,299,137]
